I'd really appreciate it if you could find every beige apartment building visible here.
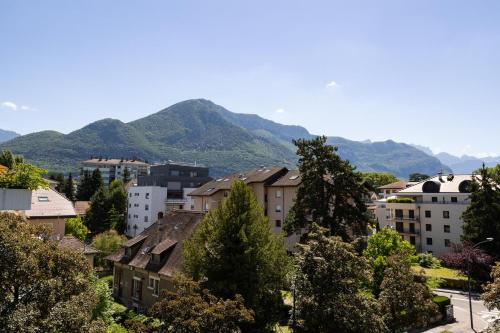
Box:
[376,174,473,256]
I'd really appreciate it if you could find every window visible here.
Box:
[167,181,181,190]
[37,196,49,202]
[132,277,142,300]
[148,277,160,297]
[443,211,450,219]
[426,224,432,231]
[190,171,198,177]
[409,210,415,219]
[426,238,433,245]
[395,209,403,219]
[134,193,139,196]
[410,236,416,245]
[451,197,458,203]
[275,220,282,227]
[145,193,150,199]
[444,225,450,233]
[145,204,149,211]
[129,203,131,208]
[425,210,431,218]
[276,190,282,198]
[134,203,139,207]
[275,205,282,212]
[170,170,180,176]
[396,222,404,232]
[224,191,229,197]
[444,239,451,247]
[432,197,438,203]
[129,193,132,198]
[144,216,148,222]
[128,214,131,219]
[409,223,415,233]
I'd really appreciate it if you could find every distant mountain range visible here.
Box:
[0,99,449,177]
[0,129,19,143]
[411,145,500,174]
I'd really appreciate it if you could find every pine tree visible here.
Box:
[76,169,104,201]
[122,166,130,184]
[85,187,112,234]
[462,164,500,257]
[285,136,369,240]
[62,173,74,201]
[183,180,291,331]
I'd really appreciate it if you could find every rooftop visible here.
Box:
[24,188,77,218]
[82,158,149,166]
[73,201,90,216]
[378,180,408,190]
[268,170,302,187]
[397,174,474,194]
[59,235,99,254]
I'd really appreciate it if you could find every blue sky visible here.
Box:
[1,0,499,157]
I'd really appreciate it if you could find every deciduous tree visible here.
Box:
[183,181,291,331]
[91,230,127,268]
[66,216,89,241]
[482,264,500,333]
[409,173,430,182]
[361,172,399,190]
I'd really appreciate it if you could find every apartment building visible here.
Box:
[126,186,168,237]
[376,174,473,256]
[138,161,211,200]
[82,157,149,186]
[107,211,204,311]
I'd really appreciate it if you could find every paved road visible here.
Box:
[422,290,499,333]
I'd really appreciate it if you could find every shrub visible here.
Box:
[417,253,441,268]
[432,295,451,315]
[387,197,414,203]
[440,242,494,281]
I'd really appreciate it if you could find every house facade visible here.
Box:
[107,211,204,311]
[376,174,473,256]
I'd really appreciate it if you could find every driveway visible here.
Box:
[421,289,499,333]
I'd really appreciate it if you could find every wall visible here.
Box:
[28,217,65,239]
[127,186,168,237]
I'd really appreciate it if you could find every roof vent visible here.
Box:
[447,174,455,182]
[422,180,441,193]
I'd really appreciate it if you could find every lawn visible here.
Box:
[413,266,467,280]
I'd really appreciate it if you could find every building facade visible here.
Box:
[126,186,168,237]
[82,158,150,186]
[376,174,473,256]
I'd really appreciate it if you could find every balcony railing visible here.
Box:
[389,216,419,222]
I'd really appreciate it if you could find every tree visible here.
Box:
[439,242,494,281]
[462,165,500,257]
[108,180,127,233]
[0,161,48,190]
[51,172,65,192]
[66,216,89,241]
[62,173,75,201]
[293,224,387,333]
[482,264,500,332]
[77,169,104,201]
[150,275,254,333]
[0,149,24,169]
[91,230,127,268]
[409,173,430,182]
[363,227,416,295]
[379,255,439,333]
[0,212,107,332]
[122,166,131,184]
[85,187,112,233]
[183,181,291,331]
[285,136,369,240]
[361,172,399,190]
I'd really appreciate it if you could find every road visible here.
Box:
[422,289,499,333]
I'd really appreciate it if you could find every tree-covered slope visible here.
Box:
[0,99,450,178]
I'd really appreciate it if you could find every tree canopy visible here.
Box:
[285,136,369,240]
[0,150,48,190]
[0,212,107,332]
[183,180,291,331]
[361,172,399,190]
[409,173,430,182]
[91,230,127,268]
[293,224,387,333]
[77,169,104,201]
[65,216,89,241]
[482,264,500,332]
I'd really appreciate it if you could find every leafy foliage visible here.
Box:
[183,180,291,331]
[409,173,430,182]
[482,264,500,332]
[77,169,104,201]
[439,242,494,281]
[66,216,89,241]
[0,212,107,332]
[462,165,500,258]
[150,275,254,333]
[0,150,48,190]
[293,224,388,333]
[91,230,127,268]
[361,172,399,189]
[416,252,441,268]
[386,197,414,203]
[379,254,439,332]
[285,136,369,240]
[363,227,416,295]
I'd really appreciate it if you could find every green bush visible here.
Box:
[417,253,441,268]
[432,295,451,315]
[387,197,414,203]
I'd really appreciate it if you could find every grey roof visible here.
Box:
[59,235,99,254]
[397,174,474,194]
[24,188,77,218]
[268,170,301,187]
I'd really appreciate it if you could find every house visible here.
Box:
[126,186,168,237]
[59,235,99,269]
[82,157,150,186]
[74,200,90,217]
[107,210,204,311]
[22,187,77,239]
[376,174,473,256]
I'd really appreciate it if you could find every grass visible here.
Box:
[413,266,467,280]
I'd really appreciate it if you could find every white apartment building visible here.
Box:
[126,186,168,237]
[376,174,473,256]
[82,158,150,186]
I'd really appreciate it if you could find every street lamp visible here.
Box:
[467,237,493,331]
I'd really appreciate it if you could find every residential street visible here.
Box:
[421,289,499,333]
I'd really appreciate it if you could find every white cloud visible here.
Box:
[1,101,18,111]
[20,105,36,111]
[275,108,285,113]
[326,80,339,88]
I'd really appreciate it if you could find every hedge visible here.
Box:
[432,295,451,315]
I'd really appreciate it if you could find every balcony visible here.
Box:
[389,216,420,222]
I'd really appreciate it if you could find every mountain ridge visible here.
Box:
[0,99,450,178]
[0,129,20,143]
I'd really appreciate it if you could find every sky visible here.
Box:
[1,0,500,157]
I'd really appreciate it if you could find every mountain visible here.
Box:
[0,99,449,178]
[0,129,20,143]
[412,145,500,174]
